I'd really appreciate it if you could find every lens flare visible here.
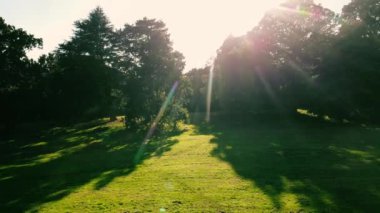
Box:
[134,81,179,164]
[276,5,312,17]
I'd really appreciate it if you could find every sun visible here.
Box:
[156,0,283,70]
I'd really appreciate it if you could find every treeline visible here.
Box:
[186,0,380,123]
[1,7,188,134]
[1,0,380,135]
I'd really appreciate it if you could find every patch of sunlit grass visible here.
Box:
[297,108,318,118]
[297,108,336,122]
[1,116,380,212]
[21,141,48,148]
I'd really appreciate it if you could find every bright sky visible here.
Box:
[0,0,350,71]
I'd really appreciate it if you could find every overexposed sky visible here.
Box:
[0,0,350,71]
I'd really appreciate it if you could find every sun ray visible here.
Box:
[255,66,284,111]
[206,64,214,123]
[134,81,179,164]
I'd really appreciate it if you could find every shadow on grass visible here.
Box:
[0,118,178,212]
[196,114,380,212]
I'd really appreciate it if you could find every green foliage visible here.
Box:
[185,67,210,112]
[211,0,380,123]
[0,17,43,132]
[52,7,120,120]
[116,18,187,130]
[51,55,115,118]
[157,79,191,132]
[309,0,380,122]
[0,18,42,84]
[2,1,380,211]
[58,7,114,61]
[214,0,334,113]
[2,0,380,131]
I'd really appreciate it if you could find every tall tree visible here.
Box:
[53,7,118,120]
[312,0,380,122]
[213,0,336,114]
[185,67,210,112]
[59,7,114,61]
[0,17,42,133]
[0,17,42,93]
[116,18,186,129]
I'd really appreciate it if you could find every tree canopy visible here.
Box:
[0,17,42,131]
[1,0,380,136]
[196,0,380,123]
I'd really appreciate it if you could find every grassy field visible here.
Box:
[1,115,380,212]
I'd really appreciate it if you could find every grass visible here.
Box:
[1,115,380,212]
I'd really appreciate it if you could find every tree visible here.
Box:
[254,0,336,110]
[116,18,186,129]
[311,0,380,122]
[0,17,42,133]
[213,0,336,114]
[53,7,119,120]
[185,67,210,112]
[59,7,114,61]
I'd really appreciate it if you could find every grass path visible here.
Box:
[1,118,380,212]
[35,125,282,212]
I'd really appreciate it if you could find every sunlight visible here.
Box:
[134,81,179,164]
[255,66,284,110]
[276,4,312,17]
[163,0,283,70]
[2,0,374,211]
[2,0,349,71]
[3,0,283,71]
[206,63,214,123]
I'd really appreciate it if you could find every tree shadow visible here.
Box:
[0,119,178,212]
[196,115,380,212]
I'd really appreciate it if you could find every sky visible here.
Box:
[0,0,350,71]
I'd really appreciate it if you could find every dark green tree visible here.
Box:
[115,18,186,129]
[59,7,114,61]
[311,0,380,122]
[54,7,119,120]
[213,0,336,115]
[0,17,42,133]
[185,67,210,112]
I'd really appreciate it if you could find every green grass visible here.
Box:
[1,116,380,212]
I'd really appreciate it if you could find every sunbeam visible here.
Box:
[255,66,284,111]
[206,64,214,123]
[134,81,179,164]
